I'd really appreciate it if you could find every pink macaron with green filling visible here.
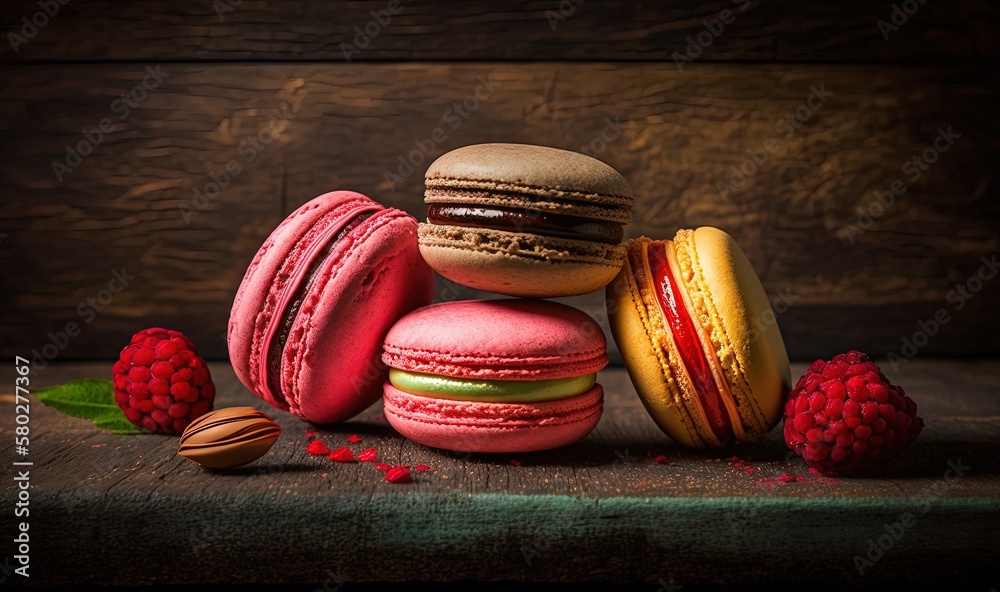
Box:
[381,299,607,453]
[228,190,435,424]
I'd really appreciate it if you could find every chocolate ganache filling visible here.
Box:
[427,204,623,245]
[266,212,374,404]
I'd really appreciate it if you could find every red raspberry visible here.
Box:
[112,328,215,435]
[783,350,923,475]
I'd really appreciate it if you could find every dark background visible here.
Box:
[1,5,999,590]
[1,1,998,364]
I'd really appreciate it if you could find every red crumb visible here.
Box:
[653,455,673,465]
[510,459,521,466]
[375,463,391,471]
[385,466,412,484]
[808,467,821,475]
[328,446,355,463]
[347,434,361,443]
[305,440,330,455]
[304,430,317,438]
[728,456,754,471]
[357,448,377,462]
[755,471,840,488]
[414,464,432,472]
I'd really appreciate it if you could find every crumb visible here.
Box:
[385,466,412,484]
[305,440,330,455]
[328,446,355,463]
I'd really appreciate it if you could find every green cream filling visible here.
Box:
[388,369,596,403]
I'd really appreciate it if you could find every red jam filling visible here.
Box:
[646,241,734,443]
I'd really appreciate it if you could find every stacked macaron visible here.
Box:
[381,299,607,453]
[227,143,792,456]
[378,143,634,453]
[418,143,634,298]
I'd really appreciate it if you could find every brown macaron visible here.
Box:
[418,143,633,298]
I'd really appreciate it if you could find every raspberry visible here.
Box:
[112,328,215,435]
[783,350,923,475]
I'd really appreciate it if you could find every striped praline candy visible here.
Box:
[178,406,281,469]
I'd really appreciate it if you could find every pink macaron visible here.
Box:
[381,299,607,453]
[228,191,435,424]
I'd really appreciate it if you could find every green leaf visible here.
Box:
[34,378,144,434]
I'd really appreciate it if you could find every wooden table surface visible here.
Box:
[2,360,998,589]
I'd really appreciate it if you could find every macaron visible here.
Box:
[381,299,608,453]
[418,143,634,298]
[606,228,791,448]
[228,191,435,424]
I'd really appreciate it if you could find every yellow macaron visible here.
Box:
[606,227,791,448]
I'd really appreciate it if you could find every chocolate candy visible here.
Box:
[178,406,281,469]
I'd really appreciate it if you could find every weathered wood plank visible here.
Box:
[1,0,997,62]
[0,63,998,360]
[1,361,997,586]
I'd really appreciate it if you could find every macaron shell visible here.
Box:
[606,255,705,449]
[687,227,791,432]
[425,143,633,220]
[382,299,608,381]
[383,383,604,453]
[228,191,376,411]
[283,209,435,424]
[418,223,625,298]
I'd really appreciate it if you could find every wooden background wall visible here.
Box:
[1,1,998,364]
